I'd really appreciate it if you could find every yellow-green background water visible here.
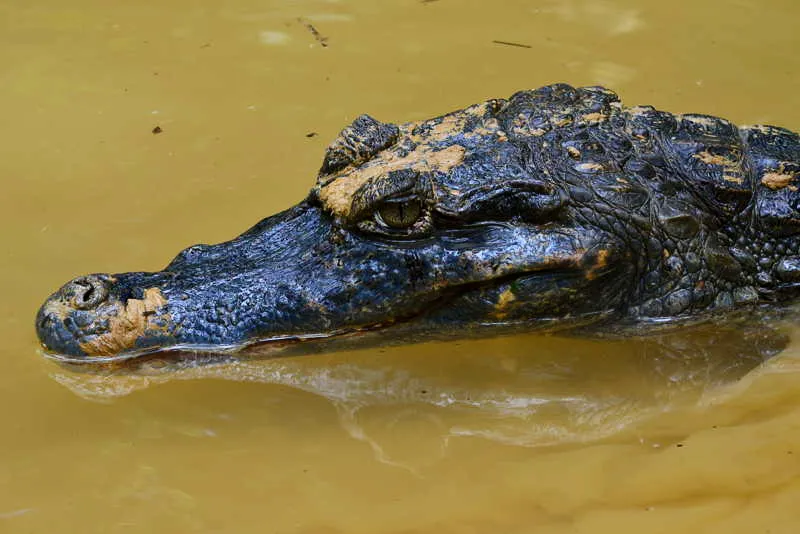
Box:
[2,0,800,532]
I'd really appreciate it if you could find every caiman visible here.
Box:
[35,84,800,364]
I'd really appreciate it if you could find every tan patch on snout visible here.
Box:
[79,288,170,357]
[585,249,610,281]
[492,287,517,320]
[318,144,466,217]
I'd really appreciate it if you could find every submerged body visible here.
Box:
[36,84,800,362]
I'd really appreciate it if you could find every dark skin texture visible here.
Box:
[36,84,800,363]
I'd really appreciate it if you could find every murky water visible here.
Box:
[2,0,800,532]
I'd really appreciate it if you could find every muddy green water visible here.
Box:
[2,0,800,532]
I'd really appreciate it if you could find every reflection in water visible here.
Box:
[51,320,789,468]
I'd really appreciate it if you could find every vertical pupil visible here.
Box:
[379,199,420,228]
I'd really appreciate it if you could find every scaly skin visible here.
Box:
[35,84,800,362]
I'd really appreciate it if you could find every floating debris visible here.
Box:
[491,40,532,49]
[299,18,329,47]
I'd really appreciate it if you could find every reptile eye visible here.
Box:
[355,195,433,239]
[377,198,422,229]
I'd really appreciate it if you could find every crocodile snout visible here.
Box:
[36,274,114,357]
[36,273,176,359]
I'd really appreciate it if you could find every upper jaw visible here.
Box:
[40,268,615,368]
[35,195,616,364]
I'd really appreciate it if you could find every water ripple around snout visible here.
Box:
[48,319,794,469]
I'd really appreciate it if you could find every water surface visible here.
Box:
[2,0,800,532]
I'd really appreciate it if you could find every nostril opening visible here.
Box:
[79,284,95,304]
[68,275,109,310]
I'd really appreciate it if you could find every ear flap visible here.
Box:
[318,114,399,177]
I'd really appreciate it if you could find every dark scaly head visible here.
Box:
[35,84,800,362]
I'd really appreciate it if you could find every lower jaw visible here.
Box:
[43,270,605,370]
[42,310,612,373]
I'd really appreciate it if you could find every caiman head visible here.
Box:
[35,84,800,361]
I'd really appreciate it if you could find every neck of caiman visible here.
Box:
[608,108,800,319]
[622,207,800,320]
[725,213,800,303]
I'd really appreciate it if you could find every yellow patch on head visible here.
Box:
[552,116,573,127]
[316,100,501,217]
[410,109,468,142]
[575,162,606,173]
[79,288,170,357]
[693,151,735,167]
[581,112,607,124]
[761,172,796,191]
[566,146,581,159]
[318,144,466,217]
[693,151,746,187]
[681,115,724,129]
[628,106,652,116]
[408,102,497,143]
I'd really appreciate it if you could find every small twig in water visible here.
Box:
[299,18,329,47]
[492,40,532,49]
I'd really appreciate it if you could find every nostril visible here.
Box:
[81,284,95,302]
[67,275,109,310]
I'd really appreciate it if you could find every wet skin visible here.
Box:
[36,84,800,362]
